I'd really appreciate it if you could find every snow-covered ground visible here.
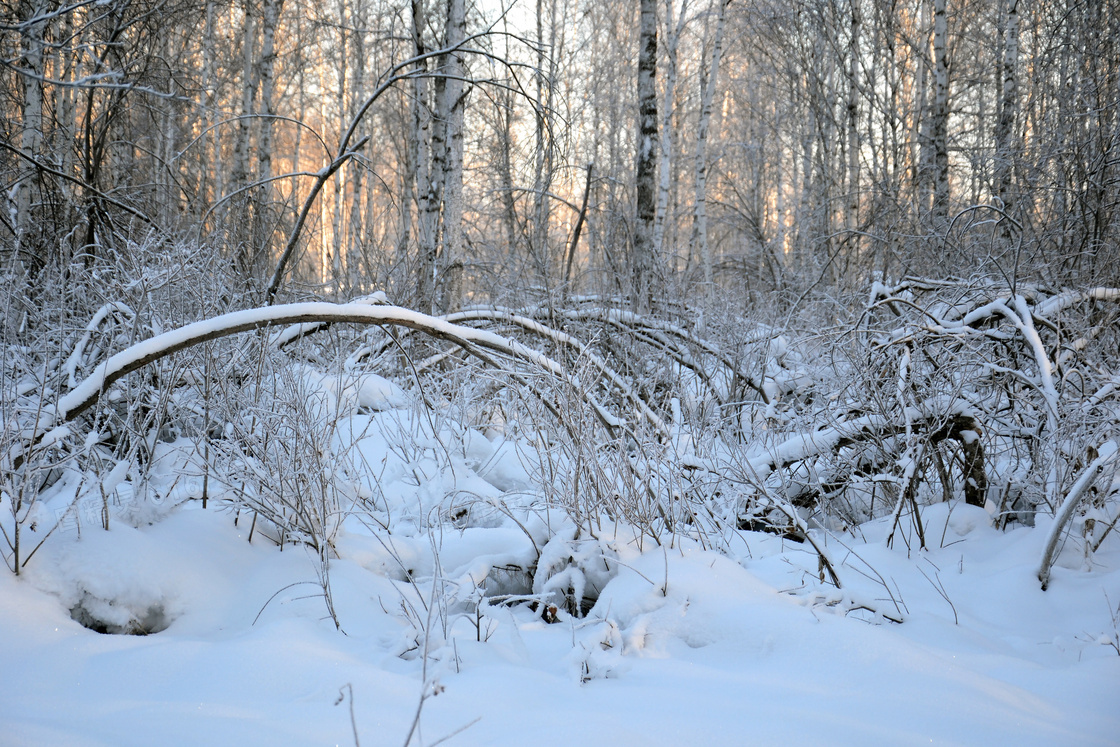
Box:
[3,391,1118,747]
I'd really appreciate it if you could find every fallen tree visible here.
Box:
[10,302,659,471]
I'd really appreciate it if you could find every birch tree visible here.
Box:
[931,0,950,226]
[438,0,467,312]
[346,0,368,274]
[529,0,557,288]
[415,0,467,314]
[10,0,48,274]
[413,0,438,311]
[993,0,1018,222]
[653,0,688,258]
[633,0,660,311]
[845,0,861,243]
[689,0,728,290]
[231,0,257,198]
[257,0,285,237]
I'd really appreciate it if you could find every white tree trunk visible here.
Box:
[931,0,950,224]
[331,0,348,292]
[633,0,660,311]
[347,0,367,273]
[438,0,467,311]
[653,0,687,259]
[845,0,861,241]
[12,0,48,270]
[994,0,1018,219]
[52,8,76,233]
[231,0,256,194]
[257,0,284,200]
[689,0,727,291]
[202,1,220,210]
[915,0,932,210]
[529,0,554,287]
[415,0,440,313]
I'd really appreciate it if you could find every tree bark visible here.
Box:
[845,0,861,243]
[12,0,48,273]
[347,0,368,277]
[331,0,348,292]
[232,0,256,194]
[633,0,660,311]
[993,0,1018,224]
[257,0,285,260]
[654,0,687,259]
[689,0,727,292]
[413,0,438,312]
[438,0,467,312]
[529,0,555,288]
[931,0,950,226]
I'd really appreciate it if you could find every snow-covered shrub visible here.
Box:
[741,280,1120,557]
[209,361,359,554]
[532,522,618,616]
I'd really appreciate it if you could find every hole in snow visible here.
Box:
[69,596,171,636]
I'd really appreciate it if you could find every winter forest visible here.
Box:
[2,0,1120,743]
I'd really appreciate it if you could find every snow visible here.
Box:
[3,436,1119,746]
[4,338,1120,747]
[2,508,1117,746]
[298,366,408,414]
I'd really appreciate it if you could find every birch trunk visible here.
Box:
[230,0,257,273]
[231,0,256,194]
[689,0,727,291]
[993,0,1018,222]
[498,78,520,265]
[633,0,660,311]
[654,0,688,259]
[931,0,950,225]
[348,0,367,273]
[53,9,76,236]
[331,0,348,293]
[529,0,553,287]
[202,1,219,211]
[396,2,423,277]
[438,0,467,311]
[845,0,861,242]
[415,0,439,313]
[915,0,932,211]
[12,0,48,272]
[257,0,284,205]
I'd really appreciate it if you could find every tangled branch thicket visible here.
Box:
[4,256,1119,607]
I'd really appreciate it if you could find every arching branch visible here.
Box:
[48,303,630,439]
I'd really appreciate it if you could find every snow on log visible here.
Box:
[64,302,135,389]
[748,401,988,507]
[49,303,629,434]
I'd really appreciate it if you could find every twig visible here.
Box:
[336,684,361,747]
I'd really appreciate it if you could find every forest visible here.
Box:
[2,0,1120,744]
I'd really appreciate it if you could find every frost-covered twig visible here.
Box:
[445,307,668,436]
[761,496,843,589]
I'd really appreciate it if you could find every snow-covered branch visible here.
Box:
[50,302,634,438]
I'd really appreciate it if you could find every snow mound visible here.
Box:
[27,522,180,636]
